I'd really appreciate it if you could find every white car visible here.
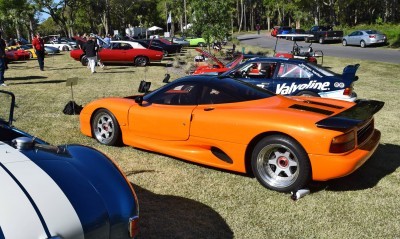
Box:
[45,39,76,51]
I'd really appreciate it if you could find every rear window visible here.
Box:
[365,30,383,34]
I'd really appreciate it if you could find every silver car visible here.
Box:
[342,30,387,48]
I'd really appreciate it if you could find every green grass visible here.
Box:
[3,49,400,238]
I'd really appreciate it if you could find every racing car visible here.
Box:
[79,75,383,192]
[221,57,359,101]
[0,90,139,239]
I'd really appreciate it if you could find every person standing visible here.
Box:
[83,36,98,74]
[0,31,7,86]
[32,33,45,71]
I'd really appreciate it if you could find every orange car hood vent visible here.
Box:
[289,104,334,115]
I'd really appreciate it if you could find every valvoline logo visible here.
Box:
[276,81,330,94]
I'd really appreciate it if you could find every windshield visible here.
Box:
[0,90,15,125]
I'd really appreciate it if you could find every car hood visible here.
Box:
[195,48,225,68]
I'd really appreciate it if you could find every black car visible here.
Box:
[144,38,182,56]
[129,39,164,52]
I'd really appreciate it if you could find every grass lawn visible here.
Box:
[3,48,399,238]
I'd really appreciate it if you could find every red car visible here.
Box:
[70,40,164,66]
[6,48,30,61]
[192,48,244,75]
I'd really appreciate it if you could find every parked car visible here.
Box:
[79,75,383,192]
[45,39,76,51]
[277,26,292,37]
[126,39,163,52]
[18,45,38,58]
[70,40,164,66]
[167,37,190,47]
[305,26,343,44]
[342,30,387,48]
[0,90,139,238]
[143,38,182,56]
[191,48,244,75]
[5,48,30,61]
[184,37,206,47]
[221,57,358,101]
[25,44,60,55]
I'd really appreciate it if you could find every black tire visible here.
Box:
[163,50,169,57]
[62,45,69,51]
[360,40,366,48]
[296,91,319,97]
[305,37,310,43]
[91,109,121,146]
[342,39,347,46]
[319,37,324,44]
[251,135,311,192]
[135,56,148,66]
[80,55,88,66]
[198,42,205,47]
[28,52,33,58]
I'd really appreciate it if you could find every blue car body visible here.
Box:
[0,90,139,239]
[221,58,359,101]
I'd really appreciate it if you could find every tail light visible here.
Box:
[330,130,356,153]
[369,35,376,38]
[343,87,352,96]
[129,216,140,238]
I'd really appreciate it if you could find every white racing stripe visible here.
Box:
[0,142,84,239]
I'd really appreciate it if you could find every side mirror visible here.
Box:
[163,73,170,83]
[135,96,144,106]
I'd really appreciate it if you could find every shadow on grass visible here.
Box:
[238,36,262,41]
[8,76,48,81]
[314,143,400,191]
[131,183,234,239]
[10,80,66,85]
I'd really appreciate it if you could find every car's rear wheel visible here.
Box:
[305,37,310,43]
[198,42,205,47]
[92,109,121,146]
[251,135,311,192]
[135,56,148,66]
[80,55,88,66]
[319,37,324,44]
[28,52,33,58]
[163,50,169,57]
[360,40,366,48]
[62,45,69,51]
[296,91,319,97]
[342,39,347,46]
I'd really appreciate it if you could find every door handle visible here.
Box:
[204,107,215,111]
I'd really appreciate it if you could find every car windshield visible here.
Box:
[144,77,275,105]
[0,91,14,125]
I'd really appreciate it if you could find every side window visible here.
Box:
[150,83,198,105]
[199,86,239,104]
[247,62,276,79]
[276,63,312,79]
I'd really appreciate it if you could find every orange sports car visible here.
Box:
[79,76,384,192]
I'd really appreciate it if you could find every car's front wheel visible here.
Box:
[251,135,311,192]
[342,39,347,46]
[135,56,148,66]
[92,109,121,146]
[62,45,69,51]
[163,50,169,57]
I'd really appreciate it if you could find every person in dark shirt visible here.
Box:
[83,36,98,74]
[0,31,6,86]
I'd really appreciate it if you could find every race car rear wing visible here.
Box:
[316,99,384,130]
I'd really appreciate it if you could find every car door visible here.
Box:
[128,82,199,141]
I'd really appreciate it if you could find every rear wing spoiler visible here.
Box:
[342,64,360,81]
[316,99,384,130]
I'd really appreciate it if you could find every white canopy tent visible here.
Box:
[147,26,163,31]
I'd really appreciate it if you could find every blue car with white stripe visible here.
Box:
[221,57,359,102]
[0,90,139,239]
